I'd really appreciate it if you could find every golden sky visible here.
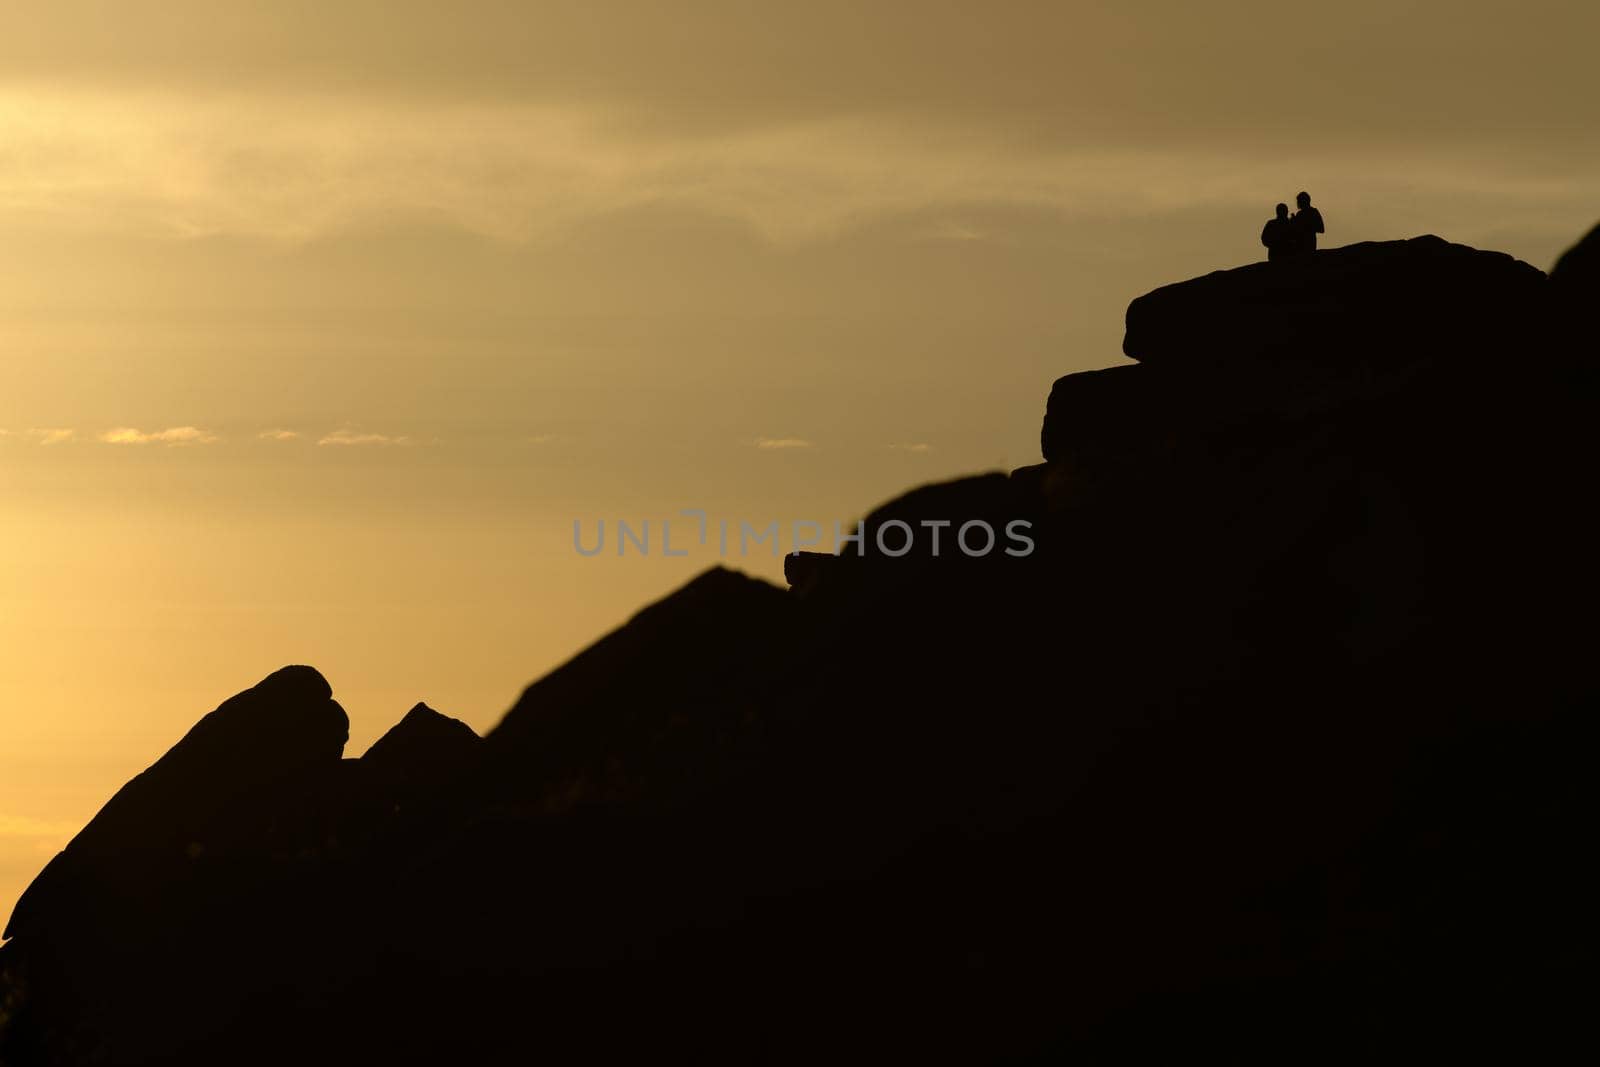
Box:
[2,1,1597,920]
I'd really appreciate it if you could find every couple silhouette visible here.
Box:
[1261,192,1325,261]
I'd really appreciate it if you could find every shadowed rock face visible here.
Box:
[0,667,353,1064]
[2,226,1595,1065]
[1041,364,1168,461]
[361,702,479,787]
[1551,221,1600,289]
[482,566,797,813]
[1124,235,1547,367]
[1551,222,1600,341]
[2,665,347,943]
[1049,235,1563,465]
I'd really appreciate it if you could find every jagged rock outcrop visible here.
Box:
[360,701,480,791]
[3,225,1595,1066]
[1551,220,1600,289]
[1551,222,1600,343]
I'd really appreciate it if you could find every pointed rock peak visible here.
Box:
[488,565,792,752]
[361,702,480,781]
[672,564,787,601]
[367,703,479,754]
[1550,220,1600,290]
[402,701,460,727]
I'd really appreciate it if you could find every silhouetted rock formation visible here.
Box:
[1551,222,1600,344]
[1124,235,1545,366]
[3,227,1595,1065]
[0,667,351,1063]
[361,701,479,788]
[486,565,794,809]
[1551,220,1600,289]
[3,665,346,943]
[1040,363,1170,461]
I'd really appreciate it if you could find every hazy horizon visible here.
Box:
[4,0,1598,922]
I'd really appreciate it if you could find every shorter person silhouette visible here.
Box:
[1261,203,1293,261]
[1291,191,1325,253]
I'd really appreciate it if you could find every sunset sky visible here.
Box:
[2,1,1597,919]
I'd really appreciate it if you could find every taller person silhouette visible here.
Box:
[1292,191,1325,253]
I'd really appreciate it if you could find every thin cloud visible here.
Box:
[923,221,986,242]
[525,433,559,444]
[258,429,300,441]
[754,437,813,450]
[7,428,77,445]
[317,429,410,447]
[888,442,933,453]
[100,426,218,445]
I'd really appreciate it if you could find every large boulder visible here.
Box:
[3,665,347,942]
[1124,235,1546,367]
[786,471,1038,600]
[1039,355,1430,464]
[1040,364,1174,461]
[483,566,797,810]
[0,667,350,1063]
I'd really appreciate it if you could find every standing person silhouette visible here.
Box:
[1261,203,1293,261]
[1292,191,1325,253]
